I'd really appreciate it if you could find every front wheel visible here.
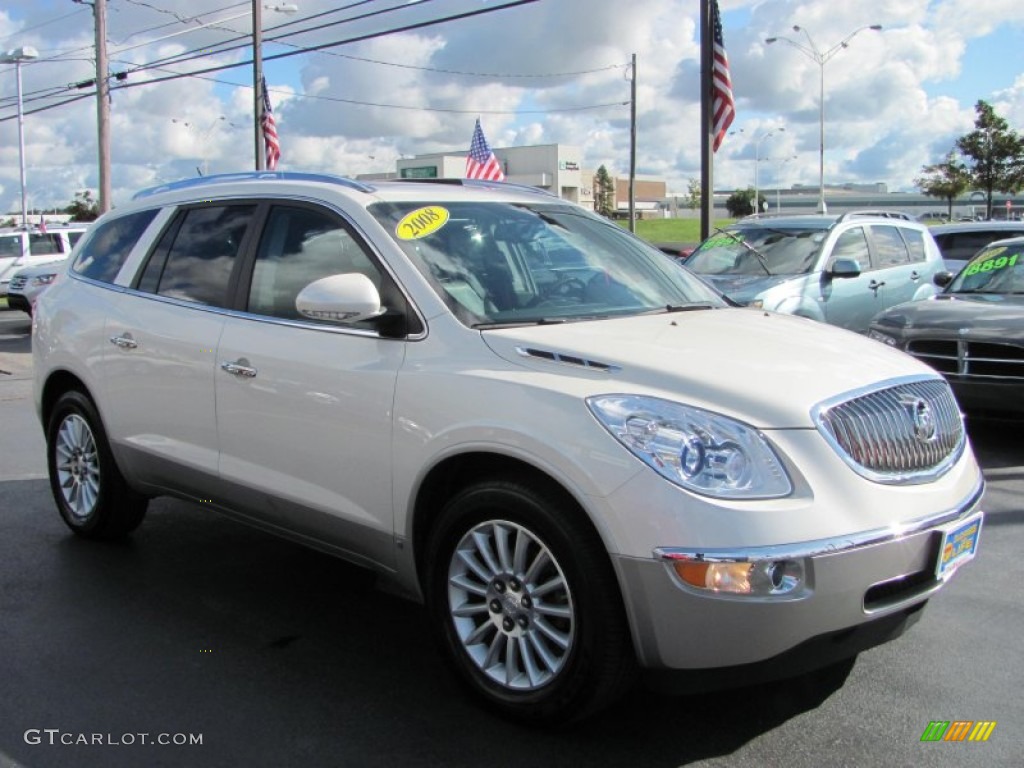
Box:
[46,390,147,539]
[425,478,635,725]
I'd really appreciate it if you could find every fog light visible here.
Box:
[671,558,804,595]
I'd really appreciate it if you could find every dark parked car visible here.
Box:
[929,221,1024,274]
[869,236,1024,418]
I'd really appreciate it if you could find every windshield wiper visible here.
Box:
[662,303,715,313]
[713,228,772,275]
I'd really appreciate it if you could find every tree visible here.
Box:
[915,151,971,220]
[65,190,101,222]
[955,100,1024,219]
[685,178,702,211]
[593,165,615,218]
[725,188,757,218]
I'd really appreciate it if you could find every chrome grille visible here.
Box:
[907,338,1024,381]
[8,275,27,292]
[814,377,964,484]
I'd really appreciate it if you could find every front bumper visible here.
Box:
[6,292,31,313]
[616,483,983,671]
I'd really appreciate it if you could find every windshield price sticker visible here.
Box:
[396,206,449,240]
[704,233,742,248]
[936,513,982,581]
[963,250,1018,277]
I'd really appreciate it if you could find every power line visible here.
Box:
[1,0,628,123]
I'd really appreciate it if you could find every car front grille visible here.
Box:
[8,275,27,292]
[906,338,1024,380]
[814,377,964,484]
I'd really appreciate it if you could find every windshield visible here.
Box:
[948,242,1024,294]
[686,227,825,277]
[369,201,724,327]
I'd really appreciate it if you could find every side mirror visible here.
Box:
[933,271,954,288]
[295,273,385,324]
[829,258,862,278]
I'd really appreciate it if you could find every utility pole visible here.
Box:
[94,0,111,213]
[628,53,636,233]
[253,0,265,170]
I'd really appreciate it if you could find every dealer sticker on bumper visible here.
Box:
[936,513,983,581]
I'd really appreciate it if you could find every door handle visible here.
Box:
[221,360,257,378]
[109,334,138,349]
[909,271,920,281]
[868,280,886,292]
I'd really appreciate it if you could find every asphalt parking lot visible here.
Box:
[1,307,1021,768]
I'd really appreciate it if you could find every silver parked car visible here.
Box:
[686,213,946,332]
[33,174,983,724]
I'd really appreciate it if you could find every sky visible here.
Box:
[0,0,1022,213]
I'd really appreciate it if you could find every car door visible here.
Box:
[103,203,257,497]
[866,223,922,307]
[215,203,407,569]
[819,225,886,332]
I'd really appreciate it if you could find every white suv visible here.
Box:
[0,225,87,296]
[33,173,984,724]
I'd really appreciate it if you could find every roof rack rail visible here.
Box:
[395,177,558,197]
[835,209,914,222]
[740,212,808,220]
[132,171,376,200]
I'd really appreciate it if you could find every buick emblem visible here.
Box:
[907,398,937,443]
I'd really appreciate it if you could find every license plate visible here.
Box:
[936,513,982,580]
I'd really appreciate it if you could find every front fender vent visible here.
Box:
[515,347,620,373]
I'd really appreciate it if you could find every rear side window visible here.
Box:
[72,211,158,284]
[67,231,86,249]
[870,225,911,268]
[902,228,928,263]
[28,233,62,256]
[139,205,255,307]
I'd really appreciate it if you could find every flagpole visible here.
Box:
[700,0,713,241]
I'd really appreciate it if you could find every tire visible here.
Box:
[425,477,635,725]
[46,390,147,539]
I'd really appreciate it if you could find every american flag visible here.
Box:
[711,0,735,152]
[38,214,47,234]
[465,119,505,181]
[261,76,281,170]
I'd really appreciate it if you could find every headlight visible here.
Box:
[867,328,897,346]
[587,395,792,499]
[30,274,58,286]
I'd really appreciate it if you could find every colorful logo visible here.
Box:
[920,721,996,742]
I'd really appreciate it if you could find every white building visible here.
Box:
[390,144,589,206]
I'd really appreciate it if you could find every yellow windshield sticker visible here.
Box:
[396,206,449,240]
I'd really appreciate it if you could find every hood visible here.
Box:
[873,293,1024,338]
[481,308,934,429]
[700,273,803,303]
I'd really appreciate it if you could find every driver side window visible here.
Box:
[247,205,386,327]
[828,227,870,271]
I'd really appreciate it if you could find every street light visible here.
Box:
[771,154,799,213]
[1,45,39,229]
[729,126,784,214]
[753,128,784,214]
[766,24,882,214]
[253,3,299,170]
[172,116,230,175]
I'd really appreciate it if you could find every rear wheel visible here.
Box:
[425,477,635,725]
[46,390,147,539]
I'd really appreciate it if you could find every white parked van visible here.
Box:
[0,225,87,296]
